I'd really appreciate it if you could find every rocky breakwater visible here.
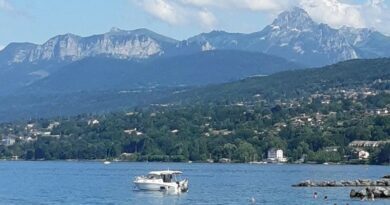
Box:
[292,178,390,187]
[350,187,390,198]
[293,175,390,199]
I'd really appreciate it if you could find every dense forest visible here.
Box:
[0,58,389,164]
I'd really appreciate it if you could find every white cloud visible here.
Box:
[180,0,290,11]
[134,0,290,29]
[140,0,182,25]
[238,0,291,11]
[298,0,390,33]
[0,0,13,11]
[197,9,217,29]
[299,0,365,28]
[136,0,220,29]
[361,0,390,32]
[134,0,390,34]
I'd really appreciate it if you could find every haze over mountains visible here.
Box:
[0,7,389,121]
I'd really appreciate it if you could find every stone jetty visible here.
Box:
[293,179,390,187]
[350,187,390,198]
[293,175,390,199]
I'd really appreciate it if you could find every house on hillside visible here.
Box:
[88,119,100,126]
[324,146,339,152]
[1,137,16,146]
[267,148,287,162]
[357,150,370,160]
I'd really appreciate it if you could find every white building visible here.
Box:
[1,137,15,146]
[47,122,60,130]
[267,148,287,162]
[88,119,100,125]
[358,150,370,160]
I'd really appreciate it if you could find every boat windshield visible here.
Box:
[161,174,181,183]
[146,174,161,180]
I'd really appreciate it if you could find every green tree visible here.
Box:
[236,142,256,162]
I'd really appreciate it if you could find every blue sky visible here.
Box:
[1,0,389,49]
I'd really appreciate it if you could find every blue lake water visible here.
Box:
[0,161,388,205]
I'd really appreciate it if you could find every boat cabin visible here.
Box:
[147,170,183,183]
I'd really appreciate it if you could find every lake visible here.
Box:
[0,161,388,204]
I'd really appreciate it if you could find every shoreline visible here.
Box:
[0,159,388,166]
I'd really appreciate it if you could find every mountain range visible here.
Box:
[2,7,389,68]
[0,7,390,121]
[0,7,389,95]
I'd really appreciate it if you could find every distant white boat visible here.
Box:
[249,161,267,164]
[134,170,188,193]
[103,160,111,165]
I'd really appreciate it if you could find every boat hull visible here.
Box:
[134,180,188,193]
[134,182,165,191]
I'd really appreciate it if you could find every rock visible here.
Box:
[350,187,390,198]
[350,189,357,197]
[293,180,313,187]
[385,179,390,186]
[328,181,337,187]
[372,187,385,197]
[335,181,343,187]
[350,188,366,198]
[358,179,371,186]
[293,178,390,187]
[384,189,390,197]
[342,180,356,186]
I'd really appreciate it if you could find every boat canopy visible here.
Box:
[148,170,183,175]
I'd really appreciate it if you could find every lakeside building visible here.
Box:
[357,150,370,160]
[349,140,390,148]
[219,158,231,163]
[267,148,287,162]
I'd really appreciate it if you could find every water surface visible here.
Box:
[0,161,388,204]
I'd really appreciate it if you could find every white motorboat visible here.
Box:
[134,170,189,193]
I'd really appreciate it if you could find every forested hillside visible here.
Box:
[1,58,389,164]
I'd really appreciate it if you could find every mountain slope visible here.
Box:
[177,7,390,67]
[25,50,301,93]
[339,27,390,58]
[243,8,358,66]
[0,58,387,122]
[182,7,364,67]
[168,58,390,103]
[0,28,177,66]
